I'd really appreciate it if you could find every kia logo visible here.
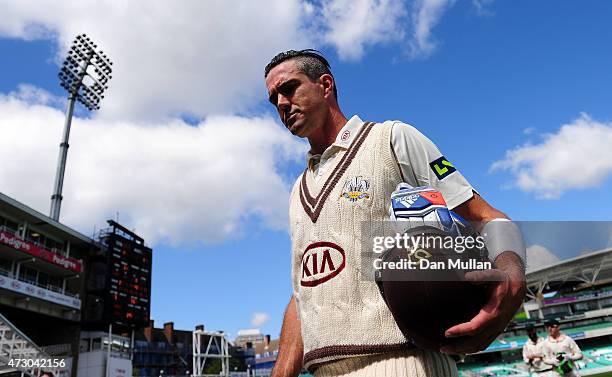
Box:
[301,242,345,287]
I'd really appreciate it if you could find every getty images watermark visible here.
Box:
[358,220,493,282]
[371,232,492,272]
[357,220,612,282]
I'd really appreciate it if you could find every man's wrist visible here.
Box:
[483,219,526,268]
[494,251,526,297]
[495,251,525,278]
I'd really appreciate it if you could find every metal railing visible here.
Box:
[0,268,80,300]
[0,312,62,377]
[41,343,72,356]
[0,225,82,264]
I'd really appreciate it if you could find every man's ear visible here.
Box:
[319,74,335,99]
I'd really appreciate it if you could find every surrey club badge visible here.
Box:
[340,176,370,202]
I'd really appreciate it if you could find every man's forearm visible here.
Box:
[570,352,583,361]
[271,295,304,377]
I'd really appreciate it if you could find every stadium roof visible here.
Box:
[0,191,92,245]
[526,247,612,290]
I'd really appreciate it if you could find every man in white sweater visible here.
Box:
[543,319,583,377]
[523,325,557,376]
[264,49,527,377]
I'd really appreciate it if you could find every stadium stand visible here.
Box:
[458,248,612,377]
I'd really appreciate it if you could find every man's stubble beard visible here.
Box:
[290,116,314,138]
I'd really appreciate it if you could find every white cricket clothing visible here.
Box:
[291,118,458,374]
[523,337,555,373]
[314,116,526,266]
[308,115,475,210]
[543,333,583,376]
[291,120,409,371]
[390,121,474,210]
[314,349,458,377]
[544,334,583,361]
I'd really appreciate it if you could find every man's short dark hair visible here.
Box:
[264,49,338,99]
[545,319,560,327]
[526,325,537,335]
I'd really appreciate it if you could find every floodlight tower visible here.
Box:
[50,34,113,221]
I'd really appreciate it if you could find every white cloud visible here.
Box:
[523,127,536,135]
[0,87,307,245]
[251,312,270,327]
[311,0,469,61]
[9,84,65,108]
[409,0,457,58]
[472,0,494,16]
[526,244,560,272]
[0,0,475,99]
[0,1,491,245]
[491,114,612,199]
[0,0,312,121]
[315,0,407,61]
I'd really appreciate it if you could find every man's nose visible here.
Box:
[277,93,290,113]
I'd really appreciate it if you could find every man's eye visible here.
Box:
[279,83,297,96]
[269,94,278,106]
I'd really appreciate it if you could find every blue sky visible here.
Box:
[0,0,611,340]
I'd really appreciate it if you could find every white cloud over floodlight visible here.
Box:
[0,0,312,121]
[0,1,494,244]
[491,114,612,199]
[0,87,308,245]
[0,0,482,111]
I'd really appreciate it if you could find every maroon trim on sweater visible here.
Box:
[299,122,375,223]
[304,342,416,372]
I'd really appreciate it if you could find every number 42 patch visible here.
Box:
[429,156,457,180]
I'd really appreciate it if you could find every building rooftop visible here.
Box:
[0,191,92,246]
[236,329,262,336]
[526,247,612,290]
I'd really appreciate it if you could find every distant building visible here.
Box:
[253,335,279,376]
[134,321,243,376]
[133,321,193,377]
[234,328,265,347]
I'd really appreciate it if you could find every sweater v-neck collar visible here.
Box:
[299,121,375,223]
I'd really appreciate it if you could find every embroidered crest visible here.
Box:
[340,176,370,202]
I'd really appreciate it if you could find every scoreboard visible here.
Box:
[85,220,152,329]
[106,224,152,328]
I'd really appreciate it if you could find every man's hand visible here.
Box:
[440,251,526,354]
[557,353,567,362]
